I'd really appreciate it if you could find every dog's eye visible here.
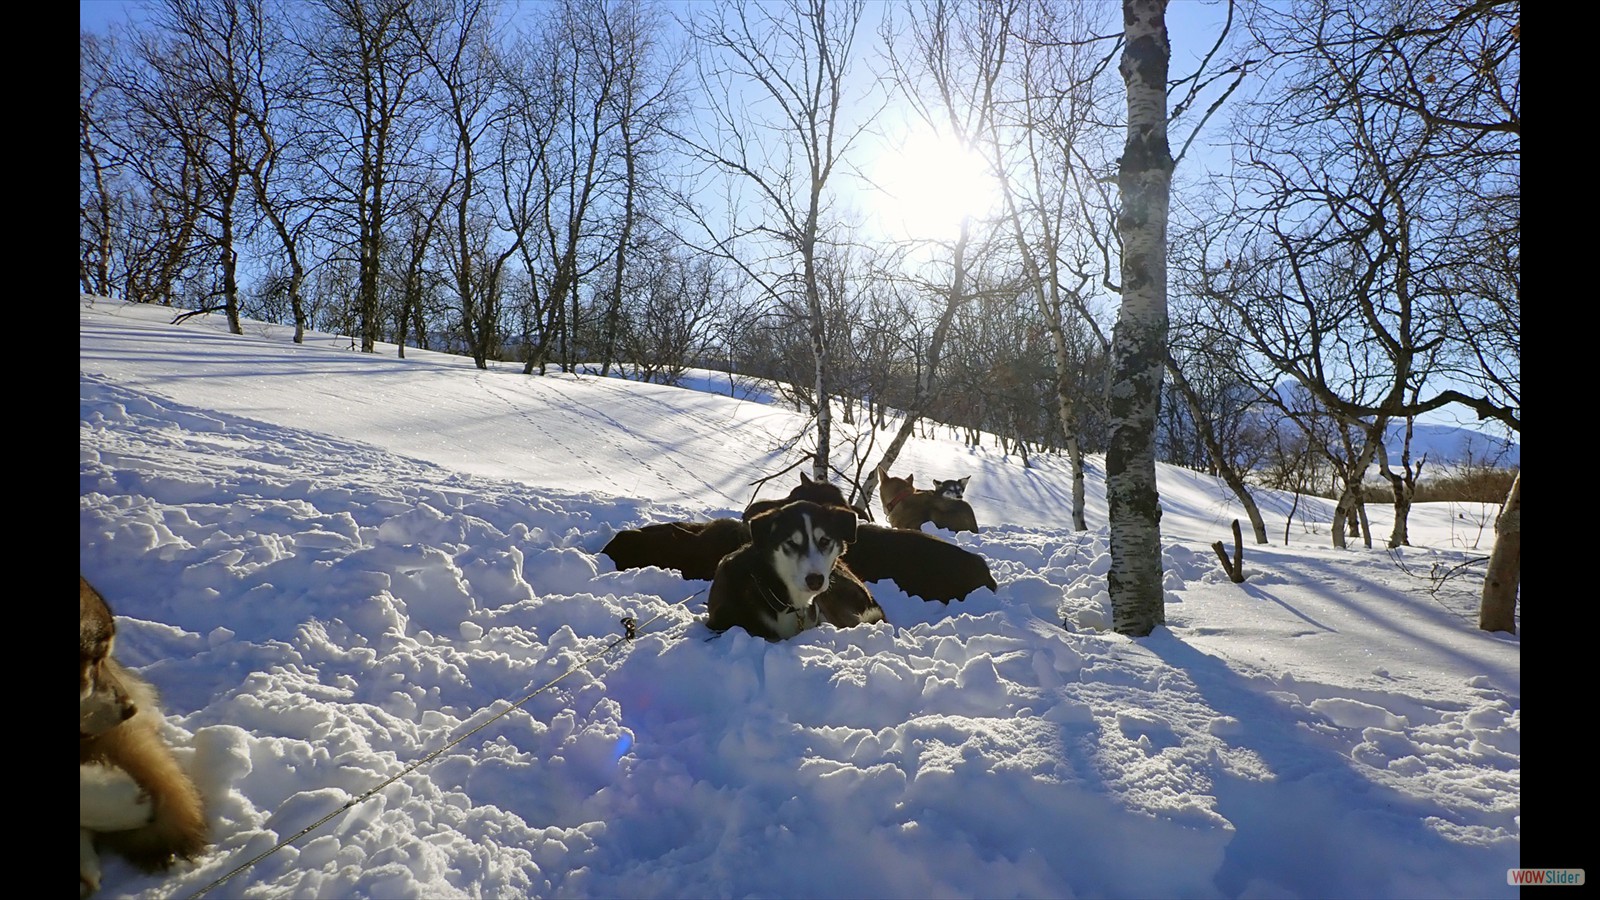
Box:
[816,536,831,549]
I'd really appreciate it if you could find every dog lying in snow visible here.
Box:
[706,500,883,641]
[877,468,980,534]
[80,575,208,896]
[932,475,970,501]
[602,471,998,604]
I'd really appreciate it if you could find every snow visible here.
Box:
[79,297,1521,899]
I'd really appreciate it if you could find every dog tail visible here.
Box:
[90,672,209,871]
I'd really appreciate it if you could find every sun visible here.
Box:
[869,125,998,240]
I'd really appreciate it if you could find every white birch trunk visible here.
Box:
[1478,471,1520,634]
[1106,0,1172,637]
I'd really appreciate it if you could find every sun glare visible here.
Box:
[871,126,998,239]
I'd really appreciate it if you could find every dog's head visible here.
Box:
[746,471,860,522]
[932,476,970,500]
[877,468,916,511]
[791,471,851,509]
[748,500,856,605]
[81,576,136,738]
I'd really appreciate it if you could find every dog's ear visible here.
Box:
[826,506,858,543]
[959,476,970,488]
[749,506,779,546]
[800,471,813,485]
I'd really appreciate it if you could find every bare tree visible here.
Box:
[385,176,452,357]
[234,0,319,343]
[495,24,562,369]
[1161,345,1271,545]
[139,0,275,335]
[861,0,1008,507]
[406,0,521,367]
[85,23,214,309]
[1375,407,1426,549]
[80,33,121,299]
[594,0,685,376]
[1220,0,1519,432]
[1198,0,1518,551]
[1104,0,1173,637]
[678,0,874,484]
[1477,468,1518,634]
[617,239,729,385]
[984,0,1121,531]
[513,0,631,375]
[302,0,434,353]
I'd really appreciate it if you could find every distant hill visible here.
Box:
[1384,420,1520,471]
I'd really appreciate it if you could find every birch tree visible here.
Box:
[864,0,1009,505]
[303,0,433,353]
[409,0,519,368]
[679,0,873,484]
[1105,0,1171,637]
[1478,469,1519,634]
[985,0,1121,532]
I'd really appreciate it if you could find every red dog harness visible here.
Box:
[884,485,916,513]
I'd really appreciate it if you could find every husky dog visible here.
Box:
[601,473,860,583]
[80,575,208,897]
[932,475,970,501]
[706,500,883,641]
[743,471,860,522]
[877,468,980,534]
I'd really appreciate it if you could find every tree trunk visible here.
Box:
[1165,353,1268,543]
[1106,0,1172,637]
[1478,470,1520,634]
[863,217,973,505]
[1050,345,1090,531]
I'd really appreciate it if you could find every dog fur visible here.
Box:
[845,523,998,603]
[602,519,745,582]
[877,469,980,534]
[603,471,996,605]
[605,519,997,604]
[706,500,883,641]
[932,475,970,501]
[601,475,858,582]
[80,575,208,897]
[743,471,857,521]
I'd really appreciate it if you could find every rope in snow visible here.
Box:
[186,587,706,900]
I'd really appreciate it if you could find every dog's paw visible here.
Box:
[80,828,102,897]
[81,763,154,831]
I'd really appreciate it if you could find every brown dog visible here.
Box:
[601,519,747,581]
[845,523,997,603]
[743,471,857,521]
[877,469,980,533]
[605,518,996,604]
[80,575,208,896]
[706,501,884,641]
[602,474,860,582]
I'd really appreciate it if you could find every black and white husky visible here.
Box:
[932,475,970,501]
[706,500,884,641]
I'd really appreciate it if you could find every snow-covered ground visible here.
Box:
[80,297,1520,899]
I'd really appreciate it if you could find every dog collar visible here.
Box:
[884,486,915,513]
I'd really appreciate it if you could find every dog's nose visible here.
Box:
[805,573,825,591]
